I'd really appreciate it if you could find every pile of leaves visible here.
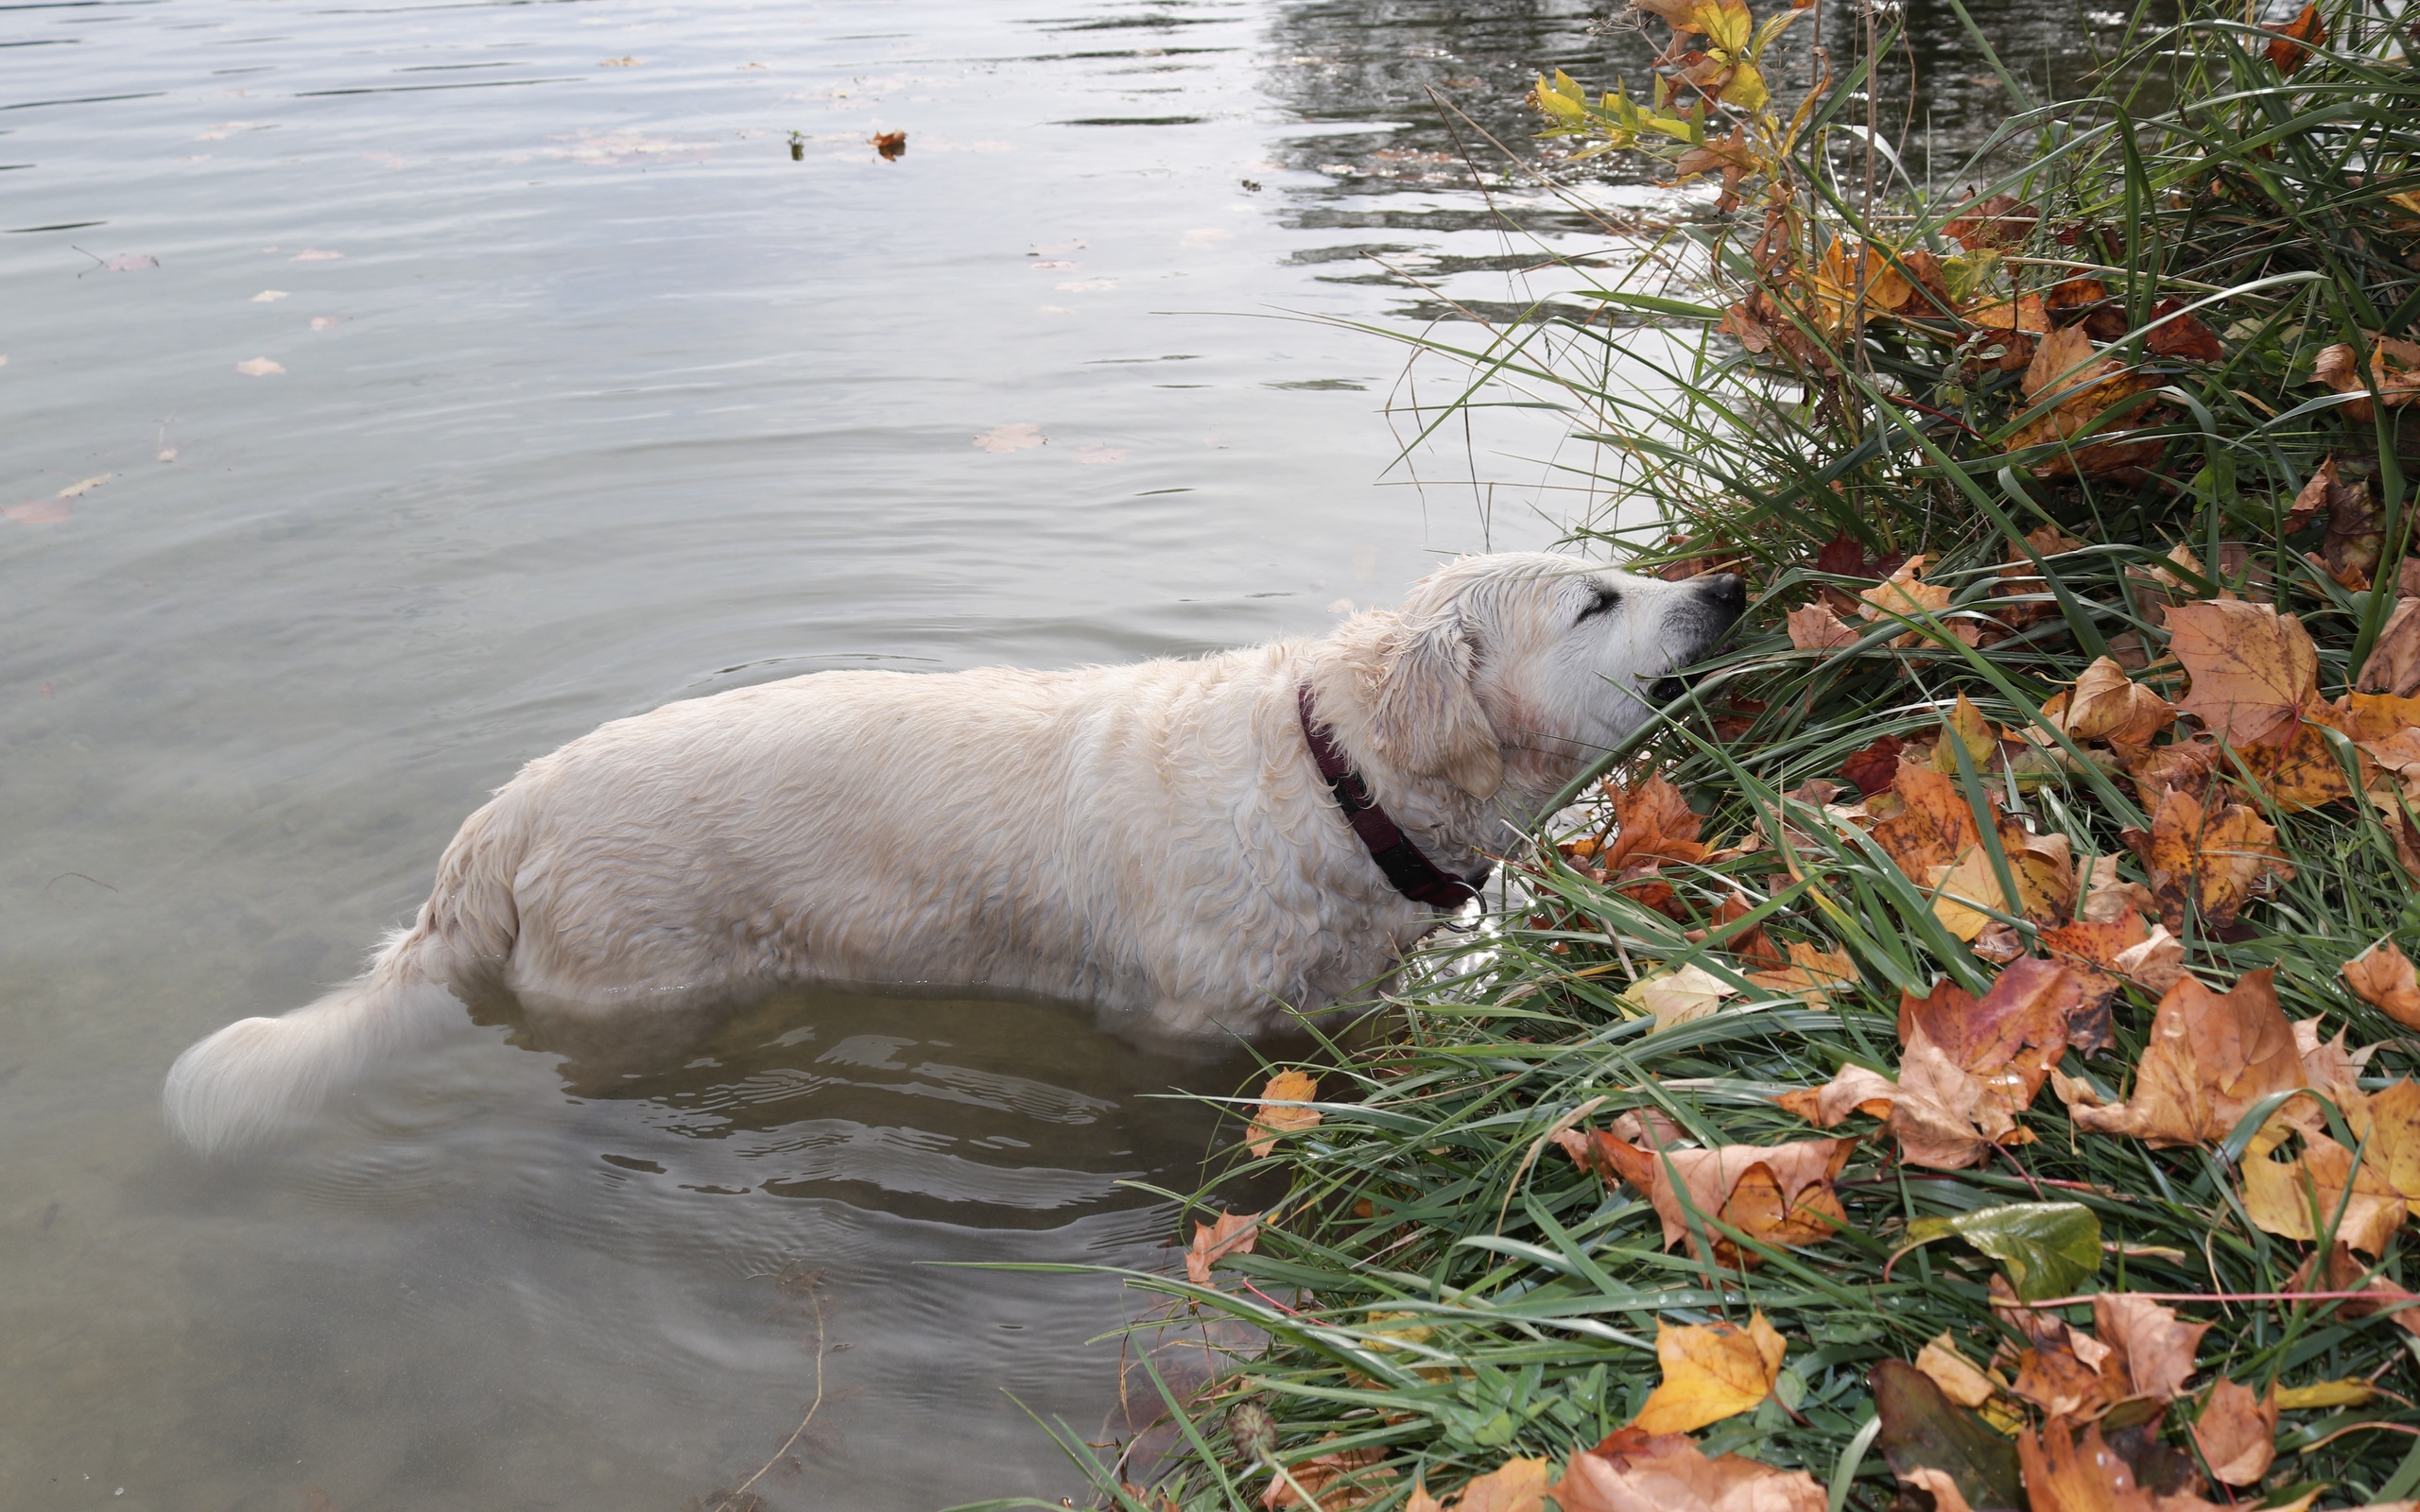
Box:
[961,5,2420,1512]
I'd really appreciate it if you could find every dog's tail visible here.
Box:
[164,793,525,1155]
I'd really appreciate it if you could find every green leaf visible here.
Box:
[1903,1201,2101,1301]
[1873,1360,2024,1512]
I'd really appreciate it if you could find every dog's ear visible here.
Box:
[1370,611,1502,799]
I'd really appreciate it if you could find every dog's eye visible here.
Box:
[1575,584,1620,623]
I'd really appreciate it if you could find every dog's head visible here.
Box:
[1354,553,1745,799]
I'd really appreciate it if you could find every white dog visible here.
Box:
[164,553,1743,1151]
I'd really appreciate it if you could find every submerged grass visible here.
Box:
[965,4,2420,1510]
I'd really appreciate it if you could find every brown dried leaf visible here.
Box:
[1786,602,1860,650]
[2120,784,2293,932]
[2346,938,2420,1029]
[2071,969,2304,1147]
[1555,1429,1826,1512]
[2191,1380,2277,1486]
[1186,1211,1262,1284]
[2263,1,2326,74]
[2358,598,2420,696]
[2168,599,2322,747]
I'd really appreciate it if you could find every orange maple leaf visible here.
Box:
[1247,1070,1321,1159]
[2345,937,2420,1030]
[1185,1210,1261,1284]
[1631,1312,1787,1435]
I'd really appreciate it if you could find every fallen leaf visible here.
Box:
[1859,558,1957,645]
[103,253,157,271]
[2242,1130,2405,1256]
[1773,1063,1896,1126]
[1905,1201,2101,1302]
[1841,734,1906,797]
[973,423,1045,453]
[871,129,907,161]
[2007,1313,2121,1419]
[2092,1293,2210,1402]
[1945,194,2041,253]
[289,248,343,262]
[2236,714,2354,812]
[1632,1312,1786,1435]
[1564,1131,1852,1266]
[1405,1459,1551,1512]
[1889,960,2093,1166]
[234,356,285,376]
[1873,1359,2025,1512]
[1247,1071,1320,1159]
[2072,969,2304,1147]
[2263,0,2327,74]
[2359,598,2420,696]
[1606,776,1706,867]
[2168,599,2322,747]
[1628,963,1738,1033]
[2119,784,2293,932]
[2191,1380,2277,1486]
[1555,1429,1826,1512]
[599,54,640,66]
[2017,1418,2229,1512]
[1874,762,1985,879]
[2056,658,2176,746]
[310,316,340,331]
[1915,1332,1997,1408]
[251,289,288,302]
[2275,1378,2376,1410]
[2288,1239,2420,1340]
[1185,1211,1260,1284]
[1743,941,1858,1005]
[2312,335,2420,424]
[1263,1444,1392,1510]
[2346,938,2420,1029]
[2146,297,2224,362]
[1786,603,1859,649]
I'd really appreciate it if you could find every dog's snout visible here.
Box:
[1698,572,1747,626]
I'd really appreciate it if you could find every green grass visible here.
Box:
[959,4,2420,1509]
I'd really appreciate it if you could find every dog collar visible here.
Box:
[1296,683,1481,911]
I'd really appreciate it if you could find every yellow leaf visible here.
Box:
[1185,1211,1260,1284]
[1631,1311,1786,1435]
[1690,0,1753,53]
[1248,1070,1321,1159]
[2276,1378,2377,1410]
[1719,60,1768,111]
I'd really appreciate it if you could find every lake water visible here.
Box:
[0,0,2088,1506]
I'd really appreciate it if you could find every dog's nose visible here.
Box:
[1698,572,1747,624]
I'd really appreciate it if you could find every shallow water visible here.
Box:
[0,0,2091,1506]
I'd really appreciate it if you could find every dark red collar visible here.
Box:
[1296,683,1481,911]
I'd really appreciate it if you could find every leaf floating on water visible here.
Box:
[310,317,340,331]
[871,130,906,161]
[972,423,1045,453]
[104,253,157,271]
[3,497,75,525]
[599,55,641,66]
[289,248,344,263]
[251,290,288,302]
[1070,442,1128,465]
[235,356,285,376]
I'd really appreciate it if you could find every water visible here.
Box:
[0,0,2089,1506]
